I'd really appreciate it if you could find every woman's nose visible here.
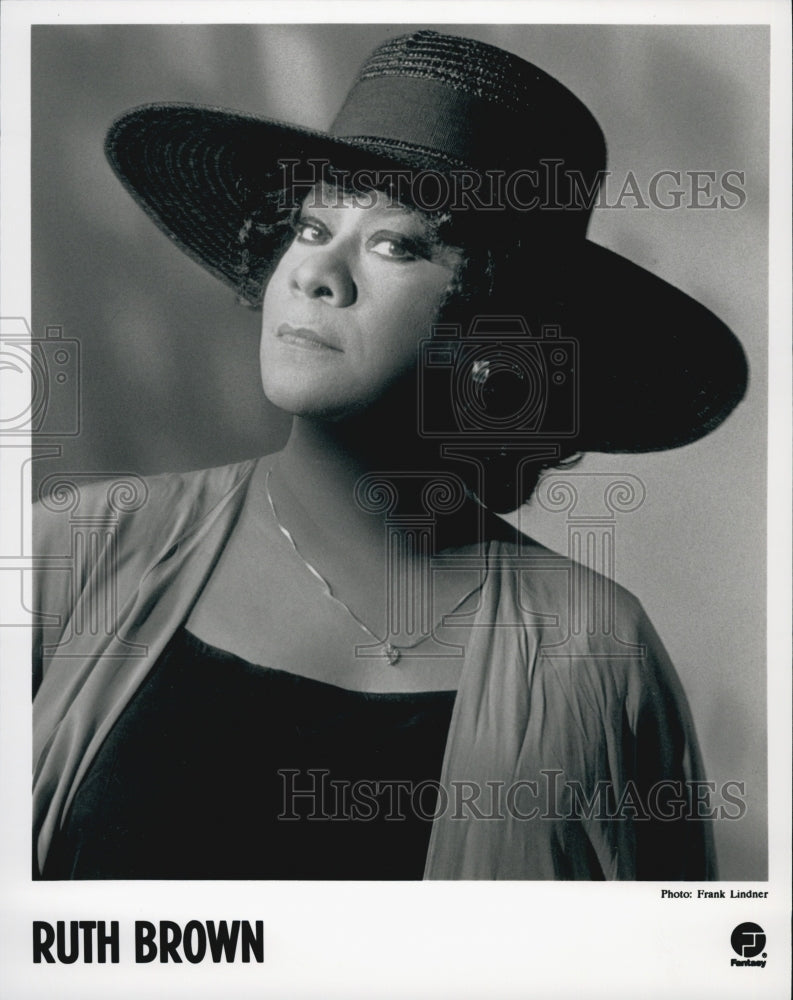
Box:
[290,249,357,307]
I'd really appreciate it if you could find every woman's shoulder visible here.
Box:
[489,526,673,696]
[489,525,646,626]
[34,459,258,547]
[32,460,261,653]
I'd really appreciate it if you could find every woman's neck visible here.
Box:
[273,417,387,548]
[270,415,496,554]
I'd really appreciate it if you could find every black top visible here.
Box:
[44,628,456,880]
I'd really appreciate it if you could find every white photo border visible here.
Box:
[1,2,790,998]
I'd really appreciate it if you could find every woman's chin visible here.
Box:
[260,374,401,424]
[260,382,360,423]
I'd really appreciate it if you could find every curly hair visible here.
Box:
[228,171,581,512]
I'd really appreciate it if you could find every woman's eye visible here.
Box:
[368,236,419,261]
[293,218,328,244]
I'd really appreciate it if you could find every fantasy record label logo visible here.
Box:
[730,923,767,968]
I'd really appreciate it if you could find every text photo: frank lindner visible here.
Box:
[30,24,765,880]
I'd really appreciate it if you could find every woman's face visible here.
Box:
[259,186,461,421]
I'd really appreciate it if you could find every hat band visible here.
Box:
[329,75,521,168]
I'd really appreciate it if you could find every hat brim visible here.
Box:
[105,104,464,294]
[105,104,748,453]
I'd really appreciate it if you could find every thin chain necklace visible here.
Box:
[265,467,483,665]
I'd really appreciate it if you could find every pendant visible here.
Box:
[382,642,401,665]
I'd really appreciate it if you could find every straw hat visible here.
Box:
[105,29,748,452]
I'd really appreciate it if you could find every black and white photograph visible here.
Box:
[1,2,790,997]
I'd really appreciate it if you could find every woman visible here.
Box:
[33,30,747,879]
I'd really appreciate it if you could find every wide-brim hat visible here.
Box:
[105,29,748,453]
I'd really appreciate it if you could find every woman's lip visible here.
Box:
[276,323,342,351]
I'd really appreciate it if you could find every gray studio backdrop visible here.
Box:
[31,23,768,880]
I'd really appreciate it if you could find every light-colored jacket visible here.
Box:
[33,461,715,879]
